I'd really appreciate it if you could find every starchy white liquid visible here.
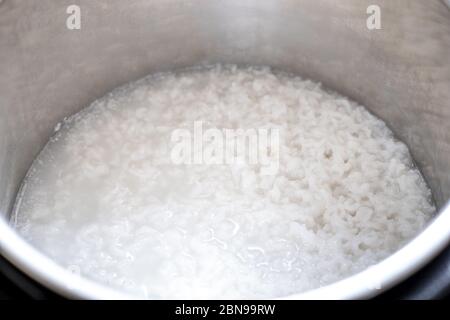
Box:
[14,65,435,299]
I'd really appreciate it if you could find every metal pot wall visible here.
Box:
[0,0,449,299]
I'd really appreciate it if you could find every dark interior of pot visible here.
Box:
[0,0,449,298]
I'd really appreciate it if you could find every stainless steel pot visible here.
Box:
[0,0,449,299]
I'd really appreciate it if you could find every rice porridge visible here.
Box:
[14,65,435,299]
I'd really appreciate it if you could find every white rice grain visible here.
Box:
[14,65,435,299]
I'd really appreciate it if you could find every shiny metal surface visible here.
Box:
[0,0,449,299]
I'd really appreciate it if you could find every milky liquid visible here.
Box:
[14,66,435,299]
